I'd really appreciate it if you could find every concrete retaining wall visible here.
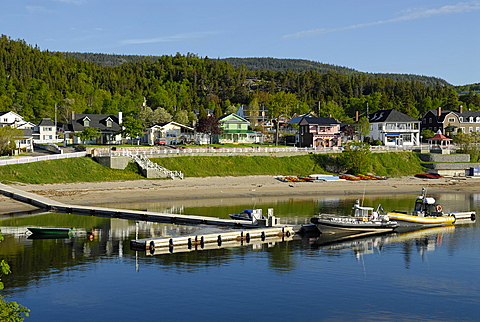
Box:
[421,162,480,170]
[94,156,131,169]
[419,154,470,162]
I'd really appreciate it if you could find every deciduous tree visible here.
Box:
[77,126,100,144]
[0,127,22,155]
[338,141,372,174]
[196,116,222,144]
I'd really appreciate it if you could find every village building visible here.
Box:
[421,106,480,135]
[146,122,195,145]
[0,111,35,152]
[32,118,60,144]
[367,109,420,146]
[64,112,123,145]
[216,113,263,144]
[297,116,342,148]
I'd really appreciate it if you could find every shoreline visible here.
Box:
[2,175,480,213]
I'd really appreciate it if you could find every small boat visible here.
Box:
[387,188,476,229]
[27,227,74,237]
[414,173,442,179]
[229,209,265,221]
[310,200,397,236]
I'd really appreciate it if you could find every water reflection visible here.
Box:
[309,225,457,267]
[1,193,479,321]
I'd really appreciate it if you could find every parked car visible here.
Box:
[154,139,167,146]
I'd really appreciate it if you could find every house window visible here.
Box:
[84,120,89,127]
[237,124,241,129]
[477,127,480,132]
[460,127,465,132]
[43,127,52,131]
[429,118,432,123]
[477,117,480,123]
[470,117,474,122]
[459,117,463,122]
[448,118,455,122]
[469,127,473,133]
[106,120,112,127]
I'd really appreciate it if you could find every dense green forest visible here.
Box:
[1,34,479,127]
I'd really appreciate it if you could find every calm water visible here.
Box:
[1,192,479,321]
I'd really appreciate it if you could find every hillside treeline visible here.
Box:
[1,35,479,126]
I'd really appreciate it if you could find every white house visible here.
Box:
[32,118,61,143]
[367,109,420,146]
[146,122,195,145]
[0,111,34,152]
[0,111,30,128]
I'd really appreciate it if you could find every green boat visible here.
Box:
[27,227,74,237]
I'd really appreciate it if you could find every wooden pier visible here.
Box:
[0,183,285,228]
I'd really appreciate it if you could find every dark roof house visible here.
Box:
[65,112,123,145]
[298,116,342,148]
[422,106,480,135]
[367,109,420,146]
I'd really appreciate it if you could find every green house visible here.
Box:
[217,113,263,144]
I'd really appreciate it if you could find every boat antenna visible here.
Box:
[361,182,366,206]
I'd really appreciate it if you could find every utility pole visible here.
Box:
[54,103,57,140]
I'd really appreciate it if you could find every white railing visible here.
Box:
[98,146,345,157]
[0,152,87,166]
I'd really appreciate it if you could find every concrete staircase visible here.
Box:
[132,154,184,179]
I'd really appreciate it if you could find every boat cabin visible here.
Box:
[413,188,443,216]
[353,200,375,217]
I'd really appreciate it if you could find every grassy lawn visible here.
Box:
[0,152,427,184]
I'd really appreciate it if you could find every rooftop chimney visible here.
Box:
[355,110,359,122]
[437,106,442,117]
[459,105,463,114]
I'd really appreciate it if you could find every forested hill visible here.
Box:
[66,52,449,87]
[1,35,479,127]
[222,58,449,87]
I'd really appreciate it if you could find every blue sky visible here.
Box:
[1,0,479,85]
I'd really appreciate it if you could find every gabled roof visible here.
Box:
[368,109,418,123]
[298,116,339,126]
[288,113,316,124]
[218,113,249,123]
[0,111,23,119]
[425,109,452,123]
[149,121,194,131]
[68,114,121,132]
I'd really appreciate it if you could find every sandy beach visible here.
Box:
[2,175,480,213]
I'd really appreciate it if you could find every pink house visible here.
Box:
[298,116,342,148]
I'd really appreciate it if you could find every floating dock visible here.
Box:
[131,226,296,255]
[140,233,295,256]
